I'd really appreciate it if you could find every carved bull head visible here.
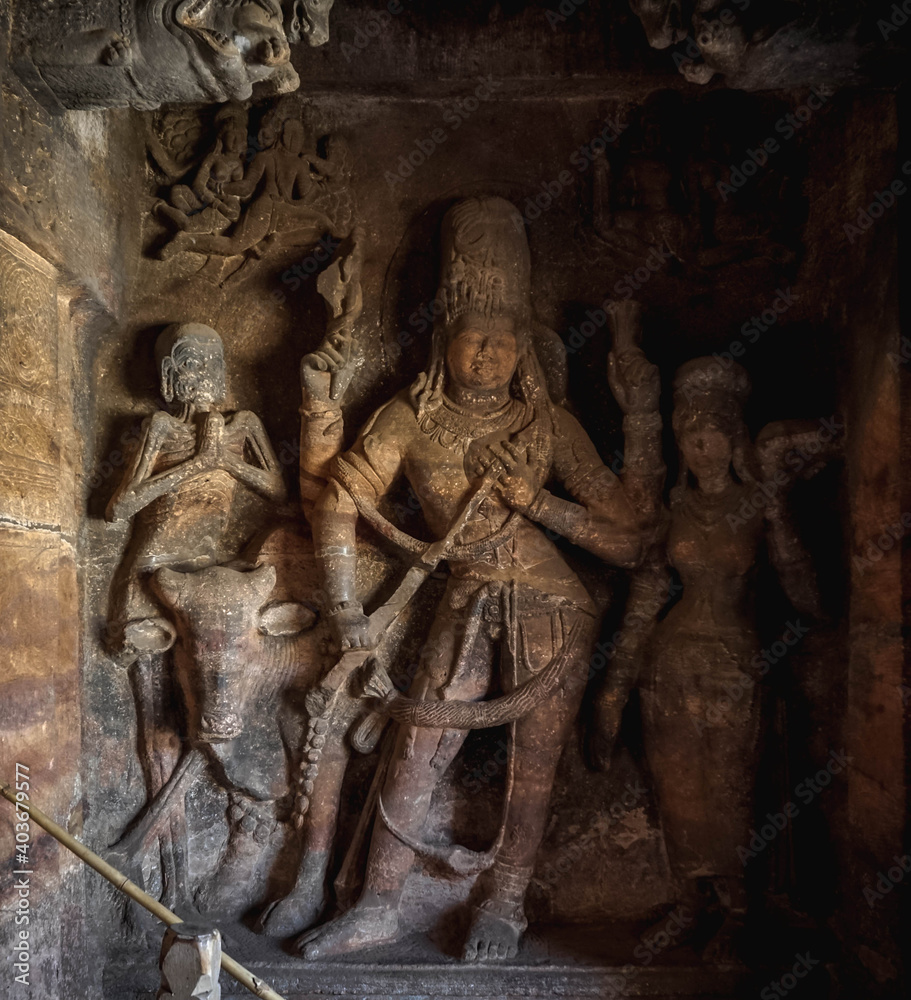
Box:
[153,564,317,744]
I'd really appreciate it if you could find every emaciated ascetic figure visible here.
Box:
[299,197,663,962]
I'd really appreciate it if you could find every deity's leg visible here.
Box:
[463,611,594,962]
[296,615,493,960]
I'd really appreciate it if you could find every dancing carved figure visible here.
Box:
[294,197,662,963]
[590,357,837,963]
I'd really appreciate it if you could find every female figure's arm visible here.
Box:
[589,540,674,770]
[605,300,666,526]
[757,420,840,618]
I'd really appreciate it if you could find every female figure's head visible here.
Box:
[671,357,754,498]
[157,324,227,415]
[215,105,248,158]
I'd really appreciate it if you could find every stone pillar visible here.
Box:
[0,230,81,997]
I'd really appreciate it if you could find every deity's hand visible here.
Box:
[605,300,660,415]
[301,331,358,408]
[608,348,660,416]
[487,440,537,511]
[328,602,373,652]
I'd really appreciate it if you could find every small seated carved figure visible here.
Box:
[158,108,354,268]
[156,106,249,234]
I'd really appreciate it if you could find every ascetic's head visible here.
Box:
[156,323,226,412]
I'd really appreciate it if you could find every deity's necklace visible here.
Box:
[680,481,742,532]
[419,394,522,453]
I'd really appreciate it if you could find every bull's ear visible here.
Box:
[153,568,186,608]
[124,617,177,654]
[250,564,277,602]
[258,601,317,637]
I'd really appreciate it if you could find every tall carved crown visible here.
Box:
[673,356,751,407]
[437,197,531,327]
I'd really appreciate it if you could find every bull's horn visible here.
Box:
[250,563,277,600]
[153,567,186,608]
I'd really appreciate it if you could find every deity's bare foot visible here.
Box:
[702,913,745,967]
[102,36,132,67]
[296,903,399,961]
[462,899,526,962]
[258,857,330,937]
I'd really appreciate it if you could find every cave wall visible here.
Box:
[0,1,907,997]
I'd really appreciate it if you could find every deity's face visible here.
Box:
[167,337,227,412]
[677,416,733,484]
[445,314,518,395]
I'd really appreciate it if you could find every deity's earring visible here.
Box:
[160,357,176,405]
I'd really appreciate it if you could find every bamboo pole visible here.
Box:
[1,783,287,1000]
